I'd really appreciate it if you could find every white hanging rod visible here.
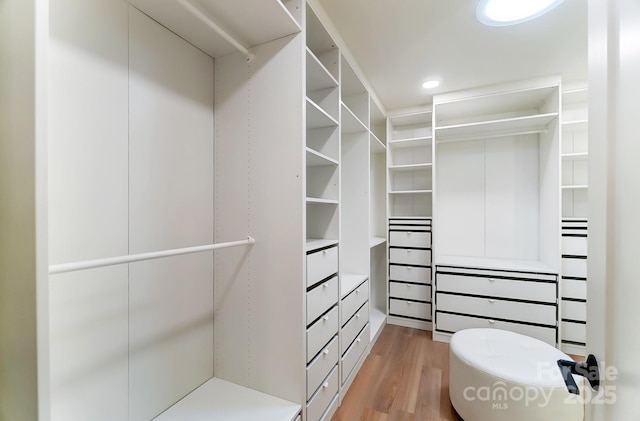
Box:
[178,0,254,61]
[49,236,255,275]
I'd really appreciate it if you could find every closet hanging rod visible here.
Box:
[177,0,254,61]
[48,236,256,275]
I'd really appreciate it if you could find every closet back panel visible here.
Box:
[214,34,305,404]
[48,0,129,419]
[128,7,214,421]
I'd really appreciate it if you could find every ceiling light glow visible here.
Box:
[422,80,440,89]
[477,0,564,26]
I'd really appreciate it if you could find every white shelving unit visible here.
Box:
[560,85,589,356]
[432,78,561,344]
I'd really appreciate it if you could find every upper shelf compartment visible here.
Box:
[127,0,302,58]
[434,81,560,143]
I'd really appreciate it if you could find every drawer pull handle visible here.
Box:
[488,319,495,324]
[323,349,330,355]
[406,301,411,305]
[355,289,360,294]
[323,315,329,321]
[407,284,412,288]
[356,337,361,343]
[488,299,495,303]
[489,278,496,282]
[323,382,329,388]
[356,313,360,318]
[323,283,329,288]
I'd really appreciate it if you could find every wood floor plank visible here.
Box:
[332,324,458,421]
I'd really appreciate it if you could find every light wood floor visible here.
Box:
[332,324,459,421]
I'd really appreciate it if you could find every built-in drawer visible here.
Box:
[436,293,556,326]
[389,230,431,248]
[389,282,431,302]
[436,312,556,345]
[341,324,370,384]
[341,280,369,323]
[389,265,431,284]
[562,257,587,279]
[307,246,338,288]
[389,248,431,266]
[389,298,431,320]
[562,236,587,256]
[306,366,338,421]
[437,273,556,303]
[562,300,587,321]
[307,306,339,363]
[562,278,587,300]
[561,321,586,344]
[306,337,338,401]
[341,303,369,351]
[307,276,339,324]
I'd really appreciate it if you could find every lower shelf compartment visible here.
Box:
[153,377,301,421]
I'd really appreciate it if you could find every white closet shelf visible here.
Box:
[389,190,432,194]
[306,147,339,166]
[369,237,386,248]
[562,87,589,105]
[153,377,301,421]
[389,112,432,127]
[435,112,558,143]
[369,307,386,342]
[306,197,339,205]
[388,163,432,172]
[388,216,432,220]
[128,0,301,59]
[561,119,588,127]
[562,152,589,160]
[370,133,386,153]
[436,255,557,274]
[307,98,339,129]
[388,136,432,149]
[341,273,368,298]
[562,185,589,190]
[306,238,339,252]
[306,48,338,92]
[341,102,368,134]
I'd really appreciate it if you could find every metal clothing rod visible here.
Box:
[178,0,254,61]
[49,236,256,275]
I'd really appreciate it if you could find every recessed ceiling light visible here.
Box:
[422,80,440,89]
[477,0,565,26]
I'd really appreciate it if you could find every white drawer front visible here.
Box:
[307,306,339,362]
[562,300,587,321]
[437,273,556,303]
[436,293,556,326]
[307,276,339,323]
[389,231,431,248]
[389,248,430,266]
[562,279,587,300]
[562,257,587,279]
[307,366,338,421]
[389,298,431,320]
[341,324,370,385]
[341,303,369,351]
[562,321,586,344]
[306,337,338,401]
[389,282,431,302]
[341,281,369,323]
[389,265,431,284]
[437,312,556,345]
[562,236,587,256]
[307,247,338,288]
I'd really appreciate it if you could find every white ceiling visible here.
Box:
[315,0,588,113]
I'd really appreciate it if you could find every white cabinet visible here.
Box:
[388,219,433,329]
[434,266,558,346]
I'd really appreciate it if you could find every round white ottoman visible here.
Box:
[449,329,583,421]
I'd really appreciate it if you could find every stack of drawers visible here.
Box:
[305,245,339,421]
[434,266,559,345]
[340,278,369,387]
[388,219,433,326]
[561,219,588,352]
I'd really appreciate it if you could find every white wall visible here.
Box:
[588,0,640,419]
[0,0,48,420]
